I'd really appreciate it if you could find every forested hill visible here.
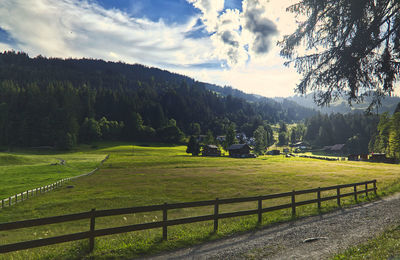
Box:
[279,94,400,115]
[0,51,315,148]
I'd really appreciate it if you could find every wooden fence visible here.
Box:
[0,179,377,254]
[0,155,109,210]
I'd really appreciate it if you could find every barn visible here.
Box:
[227,144,255,158]
[201,145,221,157]
[347,154,359,161]
[266,150,280,155]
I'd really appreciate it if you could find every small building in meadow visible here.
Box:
[348,154,359,161]
[368,153,396,163]
[330,144,345,152]
[359,154,369,161]
[201,145,221,157]
[227,144,255,158]
[291,141,305,148]
[323,144,345,152]
[266,149,281,155]
[216,136,226,143]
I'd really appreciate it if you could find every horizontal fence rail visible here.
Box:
[0,179,377,254]
[0,155,109,210]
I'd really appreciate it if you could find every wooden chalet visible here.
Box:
[347,154,359,161]
[369,153,396,163]
[266,149,280,155]
[201,145,221,157]
[227,144,255,158]
[369,153,386,162]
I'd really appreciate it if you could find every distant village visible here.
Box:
[196,133,396,164]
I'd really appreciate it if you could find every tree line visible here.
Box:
[302,113,379,154]
[369,105,400,159]
[0,51,316,149]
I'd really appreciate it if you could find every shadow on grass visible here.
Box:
[30,193,383,260]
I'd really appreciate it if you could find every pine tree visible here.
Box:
[280,0,400,109]
[186,136,200,156]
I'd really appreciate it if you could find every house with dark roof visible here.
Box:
[201,145,221,157]
[227,144,256,158]
[323,144,345,152]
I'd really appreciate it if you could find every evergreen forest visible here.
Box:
[0,51,315,149]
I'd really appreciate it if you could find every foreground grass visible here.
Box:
[333,226,400,260]
[1,144,400,259]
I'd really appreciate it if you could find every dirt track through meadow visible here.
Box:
[143,192,400,259]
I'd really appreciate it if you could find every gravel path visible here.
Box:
[144,192,400,260]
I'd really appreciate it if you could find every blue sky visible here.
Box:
[95,0,242,23]
[0,0,301,97]
[96,0,200,24]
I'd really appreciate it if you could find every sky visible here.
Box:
[0,0,302,97]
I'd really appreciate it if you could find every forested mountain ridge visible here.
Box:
[277,94,400,115]
[0,51,315,148]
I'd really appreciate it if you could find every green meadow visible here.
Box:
[0,151,107,199]
[1,144,400,259]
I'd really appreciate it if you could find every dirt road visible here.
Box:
[144,193,400,259]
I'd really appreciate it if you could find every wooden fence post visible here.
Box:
[354,185,357,202]
[317,188,321,210]
[373,180,377,195]
[258,197,262,224]
[365,183,368,197]
[9,196,11,206]
[16,194,18,203]
[89,208,96,252]
[214,198,219,233]
[1,199,3,208]
[163,203,168,240]
[337,187,341,207]
[291,190,296,217]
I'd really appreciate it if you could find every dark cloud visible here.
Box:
[244,4,278,54]
[221,31,239,47]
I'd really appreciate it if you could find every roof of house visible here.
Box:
[204,145,219,149]
[228,144,251,150]
[331,144,345,151]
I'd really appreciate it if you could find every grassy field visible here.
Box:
[0,150,107,199]
[1,144,400,259]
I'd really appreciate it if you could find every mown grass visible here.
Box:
[0,151,107,199]
[1,144,400,259]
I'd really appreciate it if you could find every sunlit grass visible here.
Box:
[332,226,400,260]
[1,144,400,259]
[0,151,107,199]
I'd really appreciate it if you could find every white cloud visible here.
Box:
[186,0,279,67]
[0,0,304,98]
[187,0,225,30]
[0,0,215,68]
[176,45,301,98]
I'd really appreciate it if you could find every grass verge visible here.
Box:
[332,225,400,260]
